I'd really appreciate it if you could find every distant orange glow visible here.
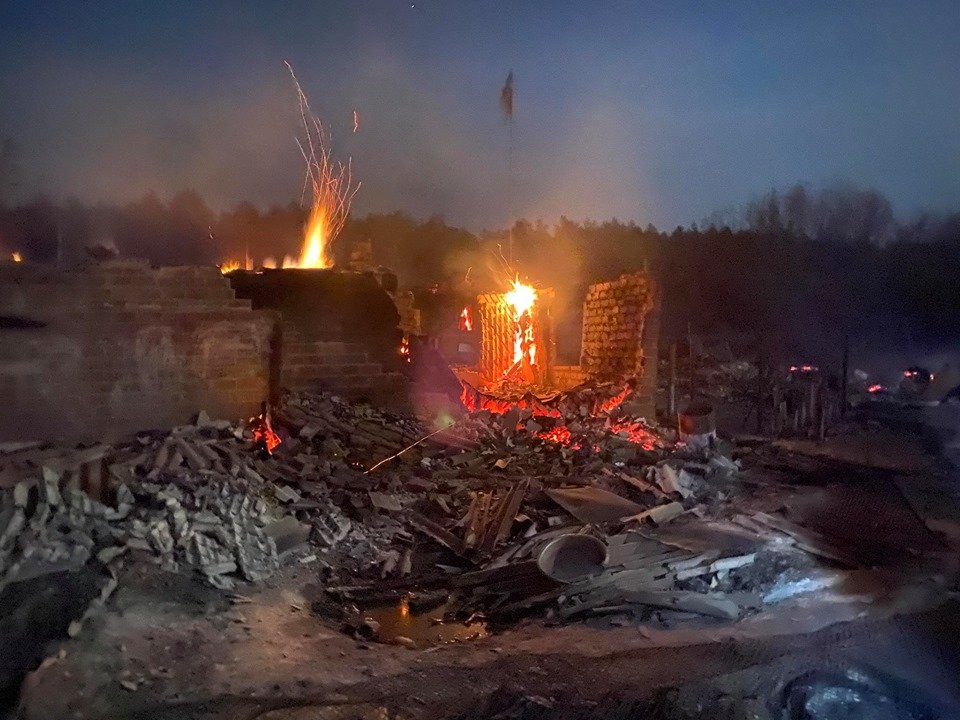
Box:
[11,251,22,263]
[219,259,243,274]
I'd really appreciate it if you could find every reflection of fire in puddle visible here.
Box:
[362,598,488,646]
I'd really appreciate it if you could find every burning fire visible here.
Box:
[460,382,560,417]
[284,62,359,270]
[249,405,281,454]
[867,383,884,394]
[504,278,538,377]
[216,65,359,273]
[399,335,411,362]
[11,251,22,263]
[459,306,474,332]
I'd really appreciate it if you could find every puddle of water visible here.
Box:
[361,597,488,646]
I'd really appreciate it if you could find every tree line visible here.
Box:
[2,183,959,365]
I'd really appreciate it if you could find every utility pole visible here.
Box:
[500,70,515,265]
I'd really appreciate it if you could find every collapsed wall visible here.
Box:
[228,269,409,407]
[580,272,660,416]
[0,260,274,442]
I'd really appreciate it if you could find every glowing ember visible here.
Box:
[459,306,474,332]
[460,382,560,417]
[11,251,22,263]
[607,420,661,451]
[399,335,411,362]
[534,426,581,449]
[459,381,662,452]
[503,278,538,376]
[594,385,632,415]
[249,405,281,454]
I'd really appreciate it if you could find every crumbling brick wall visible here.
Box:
[580,272,659,415]
[476,290,554,384]
[0,260,274,442]
[278,322,408,407]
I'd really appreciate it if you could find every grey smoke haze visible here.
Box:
[2,1,960,229]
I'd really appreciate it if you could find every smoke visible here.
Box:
[1,32,662,241]
[1,57,304,208]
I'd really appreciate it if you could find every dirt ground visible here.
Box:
[14,411,960,720]
[15,557,960,720]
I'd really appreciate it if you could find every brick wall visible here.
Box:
[580,272,659,415]
[476,290,554,384]
[0,260,274,442]
[277,322,408,408]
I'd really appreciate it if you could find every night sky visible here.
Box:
[2,1,959,229]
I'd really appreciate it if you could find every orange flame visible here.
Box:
[219,259,243,274]
[459,306,474,332]
[11,251,22,263]
[249,406,281,454]
[399,335,411,362]
[504,278,537,370]
[284,62,360,270]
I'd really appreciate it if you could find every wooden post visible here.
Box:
[840,334,850,417]
[668,342,677,418]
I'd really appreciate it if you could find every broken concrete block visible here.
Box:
[148,521,174,555]
[265,516,311,556]
[273,484,302,504]
[312,505,352,548]
[13,482,30,508]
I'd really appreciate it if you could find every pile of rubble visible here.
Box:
[1,380,927,645]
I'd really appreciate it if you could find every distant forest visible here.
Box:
[2,183,960,368]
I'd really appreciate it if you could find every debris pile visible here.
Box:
[0,423,290,592]
[2,381,940,644]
